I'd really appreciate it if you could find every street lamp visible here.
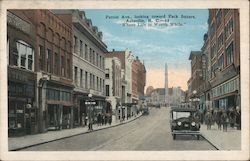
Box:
[85,93,96,131]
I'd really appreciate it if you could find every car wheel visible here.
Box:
[173,134,176,140]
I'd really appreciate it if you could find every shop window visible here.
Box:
[54,53,59,75]
[14,40,34,71]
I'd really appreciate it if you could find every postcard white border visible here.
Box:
[0,0,249,160]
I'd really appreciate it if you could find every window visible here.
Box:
[39,45,45,70]
[99,55,102,68]
[97,77,99,91]
[102,57,105,69]
[47,49,52,73]
[74,36,77,53]
[96,53,99,67]
[216,9,222,28]
[93,50,95,65]
[54,53,59,75]
[74,66,78,86]
[225,18,233,39]
[14,40,34,70]
[210,22,215,37]
[85,44,88,60]
[90,73,92,89]
[61,55,65,76]
[89,48,92,63]
[211,43,216,59]
[218,54,224,70]
[80,69,83,87]
[106,85,110,96]
[93,75,95,90]
[80,40,83,57]
[217,32,224,51]
[85,72,88,89]
[105,69,110,79]
[67,58,71,78]
[226,42,234,65]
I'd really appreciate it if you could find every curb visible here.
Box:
[10,114,143,151]
[200,133,219,150]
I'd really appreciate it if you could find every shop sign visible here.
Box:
[16,110,23,113]
[7,11,31,35]
[8,67,32,82]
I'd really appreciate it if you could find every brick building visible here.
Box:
[207,9,240,110]
[7,9,74,135]
[188,51,204,98]
[7,10,38,136]
[132,56,146,103]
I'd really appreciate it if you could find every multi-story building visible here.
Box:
[52,10,108,126]
[107,49,134,120]
[7,10,38,136]
[132,56,146,103]
[7,9,74,135]
[207,9,240,110]
[33,10,74,131]
[105,57,122,122]
[188,51,204,101]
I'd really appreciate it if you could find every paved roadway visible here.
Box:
[22,107,216,151]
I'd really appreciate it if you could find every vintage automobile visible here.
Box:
[170,107,200,140]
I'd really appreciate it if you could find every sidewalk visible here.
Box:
[9,113,142,151]
[200,124,241,150]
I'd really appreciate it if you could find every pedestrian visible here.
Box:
[215,109,222,130]
[97,113,101,126]
[205,111,213,130]
[229,108,236,129]
[85,115,88,126]
[235,106,241,130]
[221,110,229,132]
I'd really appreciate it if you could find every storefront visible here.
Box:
[212,76,240,110]
[45,82,73,130]
[8,67,37,136]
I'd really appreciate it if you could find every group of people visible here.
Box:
[203,107,241,132]
[96,113,112,126]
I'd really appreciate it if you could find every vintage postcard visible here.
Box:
[0,0,249,160]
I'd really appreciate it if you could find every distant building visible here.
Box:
[132,56,146,103]
[105,57,122,122]
[106,49,134,120]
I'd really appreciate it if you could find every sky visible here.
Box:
[84,9,209,91]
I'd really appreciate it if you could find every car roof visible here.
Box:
[170,107,197,112]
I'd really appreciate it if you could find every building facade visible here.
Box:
[188,51,204,108]
[106,49,134,120]
[52,10,108,127]
[7,10,38,136]
[207,9,240,110]
[105,57,122,122]
[7,9,74,135]
[132,56,146,103]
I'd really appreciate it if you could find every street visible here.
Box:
[22,107,216,151]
